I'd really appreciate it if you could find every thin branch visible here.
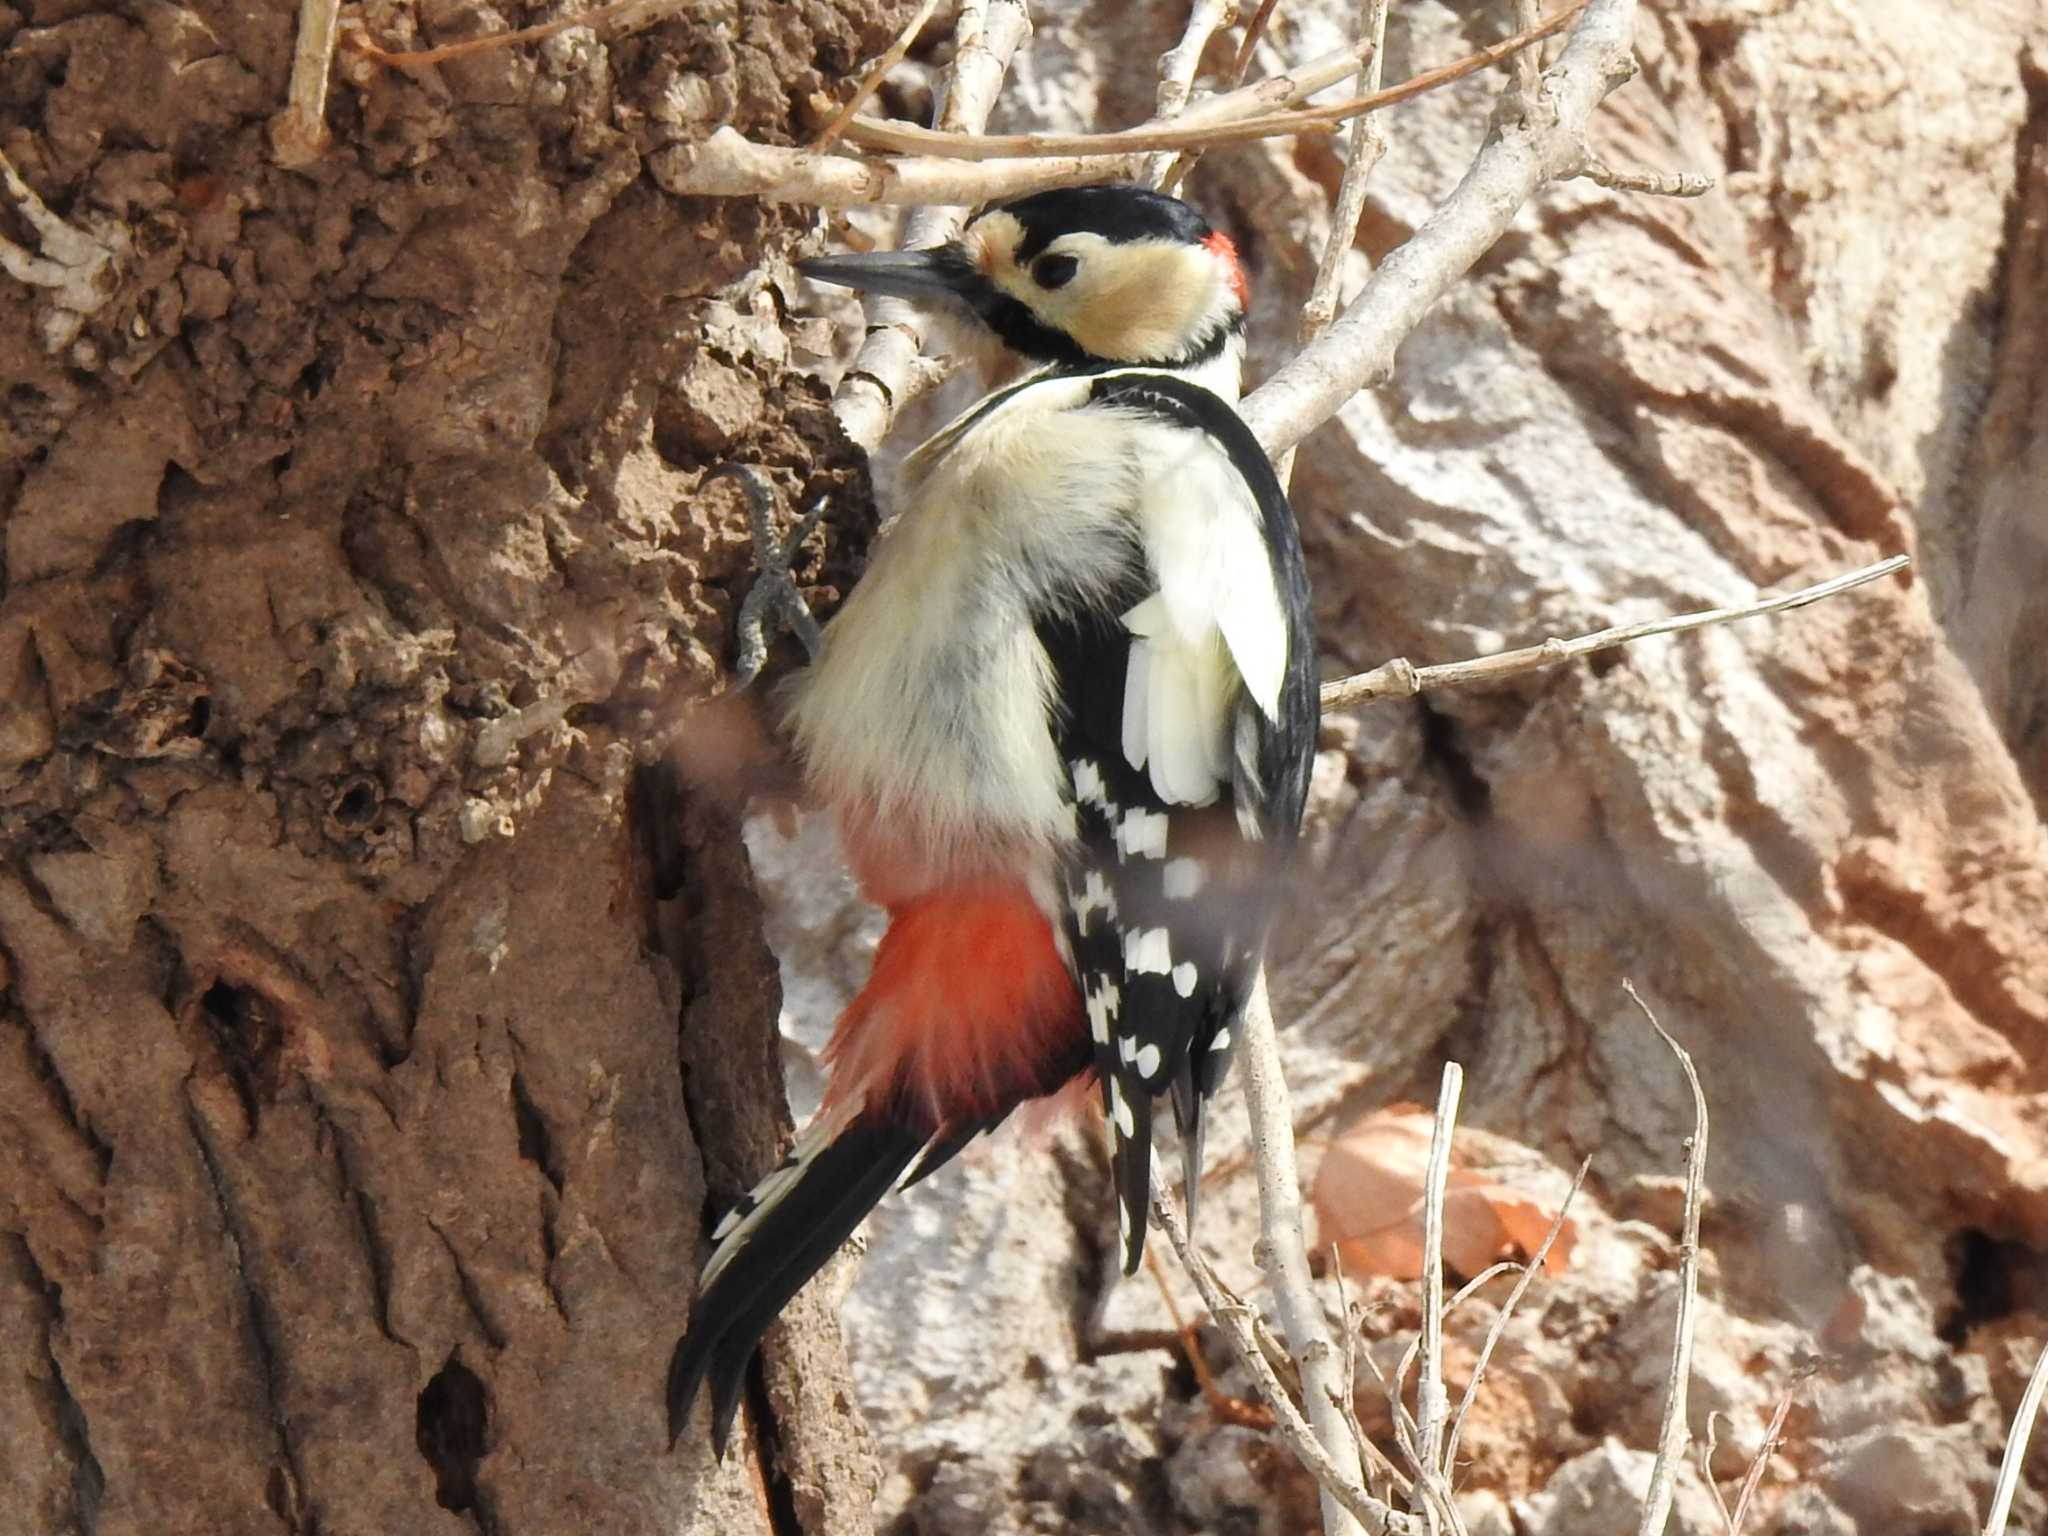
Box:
[1238,971,1377,1535]
[1626,981,1708,1536]
[842,6,1581,160]
[1510,0,1544,103]
[1239,0,1638,454]
[271,0,344,166]
[1228,0,1287,84]
[1298,0,1393,345]
[829,0,1034,453]
[653,128,1141,210]
[1328,1247,1373,1492]
[1442,1156,1589,1479]
[1146,0,1241,187]
[1144,1246,1276,1428]
[1151,1178,1418,1534]
[1277,0,1391,489]
[1984,1337,2048,1536]
[1317,554,1912,712]
[1726,1368,1808,1535]
[1161,0,1272,191]
[1576,156,1714,197]
[1700,1413,1736,1534]
[347,0,683,72]
[1412,1064,1461,1497]
[814,0,943,152]
[1179,35,1380,126]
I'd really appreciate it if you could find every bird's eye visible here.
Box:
[1033,254,1080,290]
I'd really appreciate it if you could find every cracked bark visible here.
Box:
[0,0,907,1531]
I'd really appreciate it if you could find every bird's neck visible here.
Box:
[1167,328,1245,404]
[1043,325,1245,402]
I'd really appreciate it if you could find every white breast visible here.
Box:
[785,379,1134,875]
[784,365,1285,885]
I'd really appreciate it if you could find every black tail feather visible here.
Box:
[1169,1061,1205,1236]
[667,1117,929,1455]
[1112,1083,1154,1275]
[902,1120,983,1189]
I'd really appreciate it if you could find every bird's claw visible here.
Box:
[714,464,826,687]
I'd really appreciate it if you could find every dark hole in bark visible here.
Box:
[178,693,211,740]
[200,980,279,1129]
[330,777,380,828]
[1937,1227,2019,1344]
[416,1356,489,1511]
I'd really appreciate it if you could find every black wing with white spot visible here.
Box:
[1038,371,1316,1275]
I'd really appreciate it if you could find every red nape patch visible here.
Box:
[823,884,1084,1127]
[1203,229,1250,311]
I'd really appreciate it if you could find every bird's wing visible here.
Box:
[1038,370,1316,1274]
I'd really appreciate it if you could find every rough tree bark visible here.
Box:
[3,3,2046,1536]
[0,1,908,1531]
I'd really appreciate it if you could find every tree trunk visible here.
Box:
[5,1,2047,1534]
[0,2,903,1531]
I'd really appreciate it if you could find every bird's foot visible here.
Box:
[713,463,826,687]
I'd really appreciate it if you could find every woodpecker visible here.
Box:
[669,184,1316,1453]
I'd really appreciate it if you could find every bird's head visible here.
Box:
[802,185,1249,377]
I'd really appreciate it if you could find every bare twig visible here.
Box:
[1700,1413,1735,1533]
[1151,1178,1417,1533]
[653,129,1142,211]
[347,0,682,72]
[1144,1246,1276,1428]
[1726,1369,1807,1534]
[712,33,1372,213]
[1277,0,1391,489]
[1239,0,1637,454]
[842,7,1581,160]
[814,0,943,151]
[1146,0,1241,187]
[1318,554,1912,712]
[1179,35,1380,125]
[1239,971,1377,1535]
[1412,1065,1461,1495]
[1163,0,1286,191]
[1626,981,1708,1536]
[272,0,344,165]
[1442,1156,1589,1479]
[830,0,1034,453]
[1511,0,1544,103]
[1298,0,1393,345]
[1228,0,1287,84]
[1984,1337,2048,1536]
[1577,156,1714,197]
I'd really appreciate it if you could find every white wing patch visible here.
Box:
[1118,429,1290,807]
[1114,806,1169,861]
[1124,927,1173,975]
